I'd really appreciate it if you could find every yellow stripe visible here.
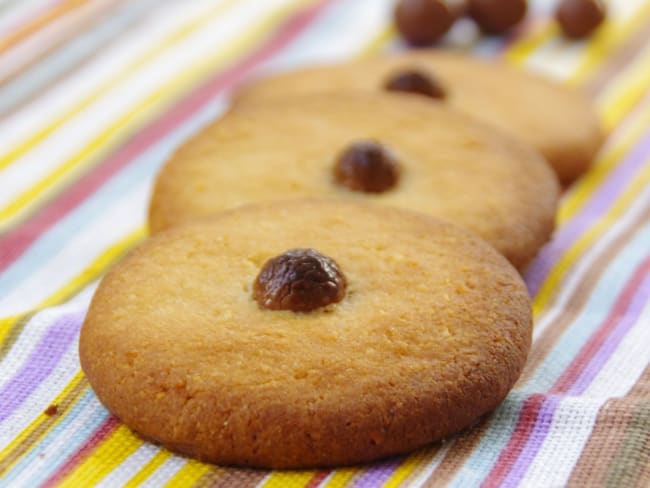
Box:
[0,0,312,232]
[0,0,87,54]
[322,467,359,487]
[0,1,315,483]
[558,79,650,225]
[2,1,644,486]
[0,229,144,469]
[568,1,650,85]
[0,316,21,345]
[261,471,318,487]
[56,425,142,487]
[504,22,556,65]
[162,459,212,487]
[123,451,172,487]
[0,227,144,346]
[0,372,85,462]
[38,227,145,310]
[533,153,650,314]
[358,25,395,58]
[382,450,428,488]
[0,0,237,172]
[598,43,650,130]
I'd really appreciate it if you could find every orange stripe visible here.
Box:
[0,0,86,54]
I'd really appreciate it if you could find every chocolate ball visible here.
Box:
[334,141,401,193]
[556,0,605,39]
[394,0,456,46]
[253,249,346,313]
[384,69,447,99]
[468,0,527,34]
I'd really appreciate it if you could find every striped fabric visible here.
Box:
[0,0,649,486]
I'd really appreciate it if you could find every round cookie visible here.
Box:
[80,199,533,469]
[235,50,603,183]
[149,93,559,270]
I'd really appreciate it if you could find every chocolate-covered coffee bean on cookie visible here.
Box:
[468,0,527,34]
[234,50,603,183]
[556,0,606,39]
[150,93,558,270]
[80,199,533,469]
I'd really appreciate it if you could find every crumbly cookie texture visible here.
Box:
[149,92,559,270]
[81,200,533,469]
[235,50,603,183]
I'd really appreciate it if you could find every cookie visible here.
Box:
[235,50,603,183]
[80,199,533,469]
[149,93,559,270]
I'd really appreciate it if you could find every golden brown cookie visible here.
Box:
[149,93,559,270]
[80,199,532,469]
[235,50,603,183]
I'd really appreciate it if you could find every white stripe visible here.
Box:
[613,0,650,20]
[256,473,273,488]
[0,0,121,83]
[410,444,451,488]
[0,95,229,317]
[520,300,650,486]
[523,36,586,81]
[94,443,160,488]
[5,397,108,487]
[0,288,92,392]
[0,0,51,34]
[0,179,147,316]
[0,0,296,214]
[595,40,650,113]
[584,297,650,398]
[0,334,81,450]
[532,180,650,342]
[518,397,602,487]
[253,0,395,74]
[0,0,160,115]
[521,0,649,82]
[137,456,187,488]
[594,90,650,165]
[0,0,224,152]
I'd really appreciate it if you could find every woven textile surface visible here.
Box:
[1,0,649,486]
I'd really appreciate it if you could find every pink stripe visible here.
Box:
[551,256,650,393]
[0,0,333,272]
[480,394,545,488]
[482,255,650,487]
[499,396,560,487]
[306,471,330,488]
[39,416,120,488]
[567,271,650,394]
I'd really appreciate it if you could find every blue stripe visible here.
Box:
[0,0,158,115]
[0,95,227,297]
[448,218,650,488]
[0,390,109,488]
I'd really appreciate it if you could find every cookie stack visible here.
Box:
[79,50,603,468]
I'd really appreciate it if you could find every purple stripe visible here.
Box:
[353,456,403,488]
[0,312,83,422]
[500,397,560,487]
[496,267,650,485]
[525,131,650,294]
[568,271,650,395]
